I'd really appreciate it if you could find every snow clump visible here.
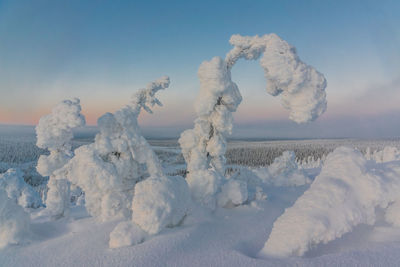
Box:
[0,168,42,208]
[0,188,31,249]
[131,175,191,235]
[109,221,148,248]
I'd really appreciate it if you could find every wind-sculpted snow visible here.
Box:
[0,188,30,249]
[0,168,42,208]
[260,147,400,257]
[180,34,326,209]
[36,98,85,218]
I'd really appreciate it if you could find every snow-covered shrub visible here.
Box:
[131,175,191,235]
[36,98,85,218]
[0,188,31,249]
[0,168,42,208]
[367,146,400,163]
[56,77,170,222]
[226,166,268,204]
[179,34,327,209]
[259,147,400,257]
[253,151,310,187]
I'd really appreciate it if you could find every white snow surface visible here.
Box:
[4,146,400,265]
[0,168,42,208]
[260,147,400,257]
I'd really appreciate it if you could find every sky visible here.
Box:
[0,0,399,138]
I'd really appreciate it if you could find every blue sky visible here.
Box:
[0,0,399,138]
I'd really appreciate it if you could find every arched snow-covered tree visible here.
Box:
[179,34,327,209]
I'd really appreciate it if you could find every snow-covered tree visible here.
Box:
[55,77,170,222]
[36,98,85,218]
[259,147,400,257]
[179,34,327,208]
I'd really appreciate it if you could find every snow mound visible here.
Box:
[0,168,42,208]
[109,221,147,248]
[253,151,310,186]
[217,179,248,208]
[259,147,400,257]
[0,188,31,249]
[131,175,191,235]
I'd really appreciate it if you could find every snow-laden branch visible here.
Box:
[179,34,327,209]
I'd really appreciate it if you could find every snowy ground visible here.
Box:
[2,126,400,266]
[3,177,400,266]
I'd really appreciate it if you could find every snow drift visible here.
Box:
[260,146,400,257]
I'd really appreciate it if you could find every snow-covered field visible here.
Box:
[1,33,400,266]
[2,125,400,266]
